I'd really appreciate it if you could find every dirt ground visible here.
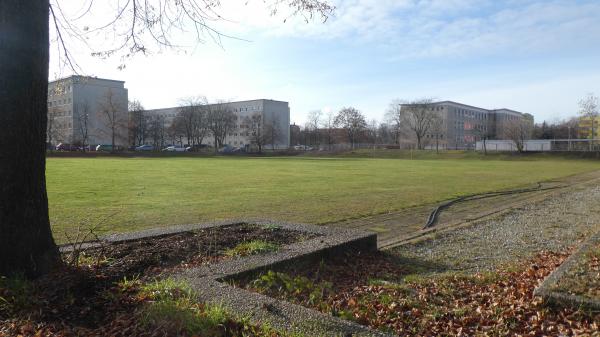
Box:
[330,169,600,249]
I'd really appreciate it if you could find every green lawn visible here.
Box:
[47,156,599,242]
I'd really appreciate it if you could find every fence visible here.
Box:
[476,139,600,152]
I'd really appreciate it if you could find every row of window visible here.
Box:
[454,109,488,120]
[49,110,72,117]
[48,98,71,107]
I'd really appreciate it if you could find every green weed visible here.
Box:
[225,240,279,257]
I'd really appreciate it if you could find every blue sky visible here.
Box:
[50,0,600,125]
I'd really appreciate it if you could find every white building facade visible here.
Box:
[400,101,533,149]
[144,99,291,149]
[47,76,129,147]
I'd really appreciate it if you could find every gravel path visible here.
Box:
[391,183,600,272]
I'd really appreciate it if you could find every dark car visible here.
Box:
[135,144,154,151]
[185,144,210,152]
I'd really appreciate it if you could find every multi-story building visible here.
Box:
[47,76,129,147]
[143,99,291,149]
[400,101,533,149]
[577,116,599,139]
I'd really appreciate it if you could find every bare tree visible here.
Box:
[207,102,236,152]
[147,115,166,150]
[306,110,322,147]
[46,107,63,150]
[74,100,91,151]
[377,122,394,145]
[246,114,267,153]
[578,93,599,151]
[1,0,333,276]
[400,98,437,150]
[177,97,209,147]
[128,100,146,147]
[472,125,490,155]
[430,115,444,154]
[385,99,403,145]
[266,116,282,151]
[322,110,336,150]
[168,115,187,147]
[98,88,127,152]
[505,119,533,153]
[368,119,378,149]
[334,107,367,150]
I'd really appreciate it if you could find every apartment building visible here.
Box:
[143,99,291,149]
[400,101,533,149]
[47,76,129,147]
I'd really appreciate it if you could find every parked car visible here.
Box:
[218,145,235,153]
[185,144,210,152]
[135,144,154,151]
[55,143,78,151]
[293,145,313,151]
[96,144,123,152]
[162,145,186,152]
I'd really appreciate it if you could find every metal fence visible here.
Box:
[476,139,600,152]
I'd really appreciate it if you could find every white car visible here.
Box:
[162,145,186,152]
[293,145,313,151]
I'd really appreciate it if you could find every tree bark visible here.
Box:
[0,0,59,277]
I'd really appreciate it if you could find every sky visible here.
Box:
[48,0,600,126]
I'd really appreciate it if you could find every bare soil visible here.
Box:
[0,224,314,336]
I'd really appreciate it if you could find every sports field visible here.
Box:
[46,155,599,242]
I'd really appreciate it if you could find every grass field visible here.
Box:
[46,154,599,242]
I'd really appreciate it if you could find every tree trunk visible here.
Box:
[111,124,116,153]
[483,138,487,155]
[0,0,59,277]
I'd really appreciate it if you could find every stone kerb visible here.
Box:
[60,220,388,337]
[534,231,600,310]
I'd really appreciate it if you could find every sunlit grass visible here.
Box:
[46,155,599,242]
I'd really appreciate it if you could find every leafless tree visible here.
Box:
[400,98,437,150]
[322,110,336,150]
[147,115,166,150]
[246,114,267,153]
[177,96,209,147]
[98,88,127,152]
[168,116,187,147]
[266,116,283,151]
[385,99,403,145]
[2,0,334,276]
[334,107,367,150]
[430,115,444,154]
[74,100,91,151]
[377,122,394,145]
[471,124,492,155]
[46,107,64,150]
[505,119,533,153]
[128,100,146,147]
[578,93,599,151]
[368,119,378,149]
[306,110,322,147]
[207,101,236,152]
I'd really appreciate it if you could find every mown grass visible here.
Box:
[46,155,599,242]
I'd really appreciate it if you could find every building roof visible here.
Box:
[144,99,289,113]
[48,75,126,84]
[402,100,527,116]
